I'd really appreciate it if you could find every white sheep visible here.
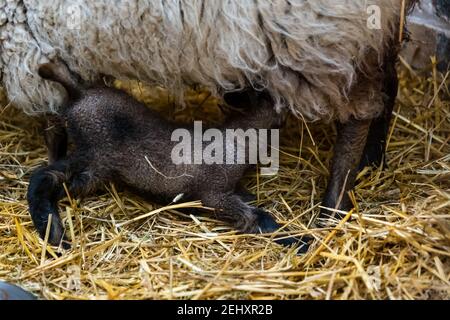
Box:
[0,0,418,224]
[1,0,413,119]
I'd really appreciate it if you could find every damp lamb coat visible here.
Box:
[0,0,411,122]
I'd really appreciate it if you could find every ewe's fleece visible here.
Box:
[0,0,413,122]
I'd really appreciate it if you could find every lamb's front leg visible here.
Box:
[201,192,310,253]
[319,117,371,224]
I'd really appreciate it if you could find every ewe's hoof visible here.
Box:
[358,144,387,172]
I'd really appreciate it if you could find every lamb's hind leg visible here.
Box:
[27,159,99,248]
[319,117,371,224]
[201,192,310,253]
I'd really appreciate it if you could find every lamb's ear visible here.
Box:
[224,90,253,109]
[38,63,56,81]
[98,73,116,87]
[224,89,269,109]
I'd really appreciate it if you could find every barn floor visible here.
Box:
[0,64,449,300]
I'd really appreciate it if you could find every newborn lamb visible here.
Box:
[27,60,309,252]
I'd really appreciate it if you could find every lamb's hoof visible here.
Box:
[296,236,312,255]
[47,231,71,250]
[60,239,71,250]
[36,214,70,249]
[254,208,311,254]
[274,235,311,255]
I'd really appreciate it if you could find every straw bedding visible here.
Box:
[0,63,449,300]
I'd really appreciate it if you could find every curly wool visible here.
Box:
[0,0,414,122]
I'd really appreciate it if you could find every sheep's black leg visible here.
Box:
[358,57,398,170]
[201,192,310,253]
[436,0,450,72]
[44,115,67,165]
[320,118,371,224]
[437,34,450,72]
[27,160,99,248]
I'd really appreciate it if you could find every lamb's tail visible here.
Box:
[38,60,82,99]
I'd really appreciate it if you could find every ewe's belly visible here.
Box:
[24,0,402,121]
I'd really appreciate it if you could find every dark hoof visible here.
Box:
[275,235,312,255]
[254,208,281,232]
[296,236,312,255]
[32,209,69,249]
[358,144,387,171]
[60,239,71,250]
[254,208,311,254]
[43,214,70,249]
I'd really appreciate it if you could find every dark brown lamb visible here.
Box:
[27,60,310,252]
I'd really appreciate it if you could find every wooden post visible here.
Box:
[402,0,450,72]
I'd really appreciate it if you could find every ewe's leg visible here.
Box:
[320,118,371,222]
[27,160,99,247]
[201,192,309,252]
[44,115,68,164]
[436,0,450,72]
[359,58,398,170]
